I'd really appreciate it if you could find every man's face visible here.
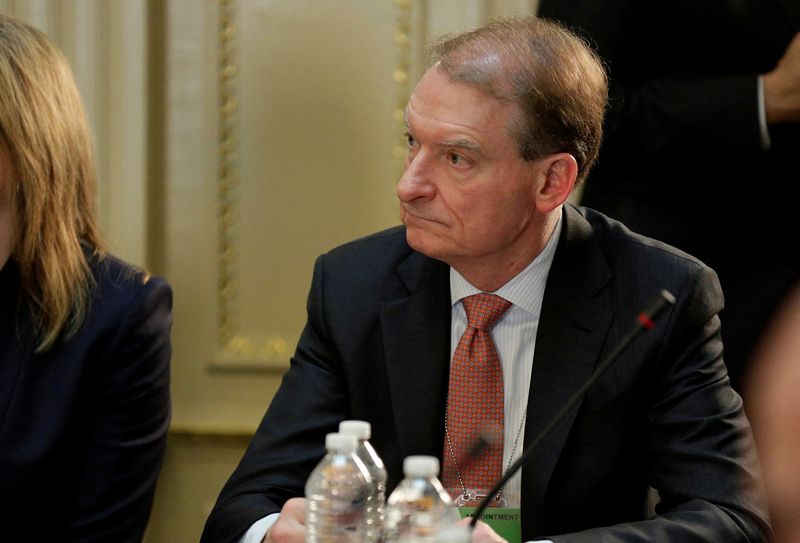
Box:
[397,67,545,276]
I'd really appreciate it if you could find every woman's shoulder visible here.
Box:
[85,249,172,316]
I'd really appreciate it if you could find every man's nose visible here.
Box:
[396,153,435,203]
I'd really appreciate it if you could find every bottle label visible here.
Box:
[458,507,521,543]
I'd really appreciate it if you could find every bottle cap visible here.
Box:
[437,525,472,543]
[325,432,358,453]
[339,420,371,440]
[403,455,439,477]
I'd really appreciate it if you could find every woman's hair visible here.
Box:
[0,14,103,352]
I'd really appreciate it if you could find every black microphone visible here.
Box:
[468,289,676,528]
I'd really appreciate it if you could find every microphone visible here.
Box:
[468,289,676,528]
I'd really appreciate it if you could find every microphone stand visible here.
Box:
[469,289,676,529]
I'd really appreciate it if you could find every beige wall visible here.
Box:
[0,1,534,541]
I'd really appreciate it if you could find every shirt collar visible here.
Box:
[450,211,562,316]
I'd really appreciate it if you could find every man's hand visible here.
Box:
[457,518,508,543]
[764,32,800,124]
[263,498,306,543]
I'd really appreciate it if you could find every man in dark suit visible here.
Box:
[538,0,800,394]
[202,17,769,543]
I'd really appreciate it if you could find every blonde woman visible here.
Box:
[0,14,171,542]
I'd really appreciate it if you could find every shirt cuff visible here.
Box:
[757,75,771,151]
[239,513,280,543]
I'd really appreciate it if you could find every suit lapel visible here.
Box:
[381,252,451,463]
[521,206,614,536]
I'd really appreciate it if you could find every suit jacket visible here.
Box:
[201,205,769,542]
[0,251,172,542]
[538,0,800,391]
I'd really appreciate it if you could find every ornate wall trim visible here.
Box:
[210,0,292,373]
[392,0,414,167]
[215,0,238,352]
[210,0,415,373]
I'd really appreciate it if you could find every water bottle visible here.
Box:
[305,432,372,543]
[383,455,461,543]
[339,420,387,543]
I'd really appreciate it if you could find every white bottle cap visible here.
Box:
[325,432,358,453]
[437,525,472,543]
[339,420,371,440]
[403,455,439,477]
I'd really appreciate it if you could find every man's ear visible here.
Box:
[533,153,578,213]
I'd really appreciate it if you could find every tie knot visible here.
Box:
[461,293,512,331]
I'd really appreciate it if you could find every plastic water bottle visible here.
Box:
[305,433,372,543]
[339,420,387,542]
[383,456,461,543]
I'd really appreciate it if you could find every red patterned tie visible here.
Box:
[442,293,512,502]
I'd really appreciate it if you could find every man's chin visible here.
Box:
[404,228,445,261]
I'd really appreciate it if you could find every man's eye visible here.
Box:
[447,152,465,165]
[406,133,416,147]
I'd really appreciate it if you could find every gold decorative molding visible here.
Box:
[212,0,293,373]
[209,333,294,373]
[211,0,412,372]
[216,0,238,350]
[392,0,414,167]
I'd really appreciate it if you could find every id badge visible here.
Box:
[458,506,521,543]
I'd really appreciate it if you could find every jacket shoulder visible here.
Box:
[578,205,710,272]
[325,226,410,261]
[85,251,172,324]
[566,205,723,311]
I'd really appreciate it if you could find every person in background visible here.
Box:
[0,14,172,542]
[537,0,800,395]
[202,16,769,543]
[747,284,800,543]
